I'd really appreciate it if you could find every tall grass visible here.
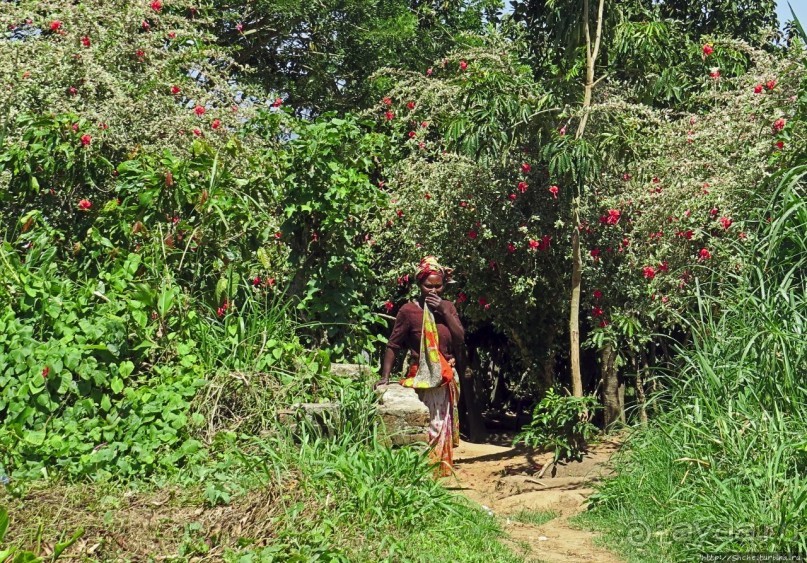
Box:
[586,167,807,560]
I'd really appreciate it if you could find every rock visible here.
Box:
[329,363,373,379]
[375,384,430,446]
[277,402,341,437]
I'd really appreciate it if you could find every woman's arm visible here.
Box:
[427,297,466,375]
[379,347,396,382]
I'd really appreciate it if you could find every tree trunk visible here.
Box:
[637,350,650,425]
[569,0,605,397]
[460,367,487,443]
[601,343,621,428]
[569,224,583,397]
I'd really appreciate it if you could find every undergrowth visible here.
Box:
[585,167,807,560]
[1,388,518,561]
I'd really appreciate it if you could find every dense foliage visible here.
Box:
[2,0,805,559]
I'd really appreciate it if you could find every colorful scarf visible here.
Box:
[400,303,454,389]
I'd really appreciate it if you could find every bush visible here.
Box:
[514,387,601,464]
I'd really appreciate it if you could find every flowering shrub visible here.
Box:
[581,42,805,355]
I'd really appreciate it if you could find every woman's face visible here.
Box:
[419,273,445,297]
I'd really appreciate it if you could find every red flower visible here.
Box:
[766,79,776,91]
[80,134,92,146]
[548,185,559,199]
[507,242,516,254]
[592,306,604,318]
[421,121,428,128]
[775,140,784,150]
[50,20,62,31]
[271,97,283,108]
[384,300,394,313]
[457,292,467,304]
[590,248,601,258]
[738,232,747,240]
[599,319,609,328]
[521,162,531,174]
[382,96,392,106]
[397,274,410,286]
[467,230,478,240]
[528,238,539,250]
[719,216,732,230]
[135,49,146,59]
[602,209,621,225]
[194,105,206,116]
[538,235,551,250]
[622,173,631,181]
[710,207,719,217]
[98,122,108,130]
[593,289,603,300]
[170,85,181,95]
[168,31,177,39]
[459,200,468,208]
[406,101,416,110]
[642,266,656,280]
[235,23,244,33]
[385,111,395,121]
[657,261,669,273]
[459,60,468,71]
[192,128,202,136]
[408,131,416,138]
[42,366,50,378]
[517,181,528,193]
[698,248,712,260]
[217,300,229,318]
[478,297,490,310]
[142,20,151,31]
[81,35,91,47]
[78,199,92,210]
[274,231,282,239]
[424,192,431,200]
[68,86,78,96]
[151,0,163,12]
[426,67,433,76]
[773,118,786,132]
[702,43,714,56]
[253,276,261,287]
[754,84,764,94]
[677,229,694,240]
[508,193,517,201]
[395,209,403,218]
[709,68,720,79]
[211,119,221,130]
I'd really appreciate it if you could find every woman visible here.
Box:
[376,256,465,477]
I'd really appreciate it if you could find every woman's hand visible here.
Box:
[424,293,445,313]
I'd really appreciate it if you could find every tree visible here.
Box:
[212,0,502,113]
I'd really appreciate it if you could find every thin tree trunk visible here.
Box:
[460,364,487,442]
[569,0,605,397]
[569,221,583,397]
[637,351,649,424]
[601,343,620,428]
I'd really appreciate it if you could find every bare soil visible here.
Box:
[447,435,625,563]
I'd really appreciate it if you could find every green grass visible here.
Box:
[509,510,558,527]
[584,166,807,561]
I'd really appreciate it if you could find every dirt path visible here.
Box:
[448,437,624,563]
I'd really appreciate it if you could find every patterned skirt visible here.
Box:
[416,376,460,477]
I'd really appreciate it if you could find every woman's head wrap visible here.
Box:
[416,255,454,283]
